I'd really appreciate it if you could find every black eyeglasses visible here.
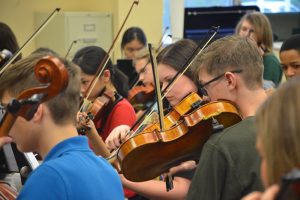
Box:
[199,69,243,96]
[138,60,150,75]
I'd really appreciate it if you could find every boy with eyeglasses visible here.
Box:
[186,35,266,200]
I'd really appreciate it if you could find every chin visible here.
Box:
[15,143,31,153]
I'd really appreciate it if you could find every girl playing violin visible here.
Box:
[106,39,200,200]
[107,47,157,149]
[242,77,300,200]
[73,46,136,141]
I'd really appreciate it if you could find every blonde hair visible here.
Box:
[235,12,274,53]
[0,53,81,125]
[192,35,263,89]
[256,77,300,185]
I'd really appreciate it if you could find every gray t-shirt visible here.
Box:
[187,117,263,200]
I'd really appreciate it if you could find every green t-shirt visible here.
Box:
[263,53,282,87]
[187,117,263,200]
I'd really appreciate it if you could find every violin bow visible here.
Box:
[128,26,219,134]
[105,27,220,161]
[80,0,139,111]
[149,43,176,191]
[148,43,165,131]
[162,26,219,98]
[0,8,61,75]
[65,40,78,59]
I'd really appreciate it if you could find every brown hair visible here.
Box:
[0,53,81,125]
[256,77,300,185]
[235,12,273,53]
[156,39,198,84]
[192,35,263,89]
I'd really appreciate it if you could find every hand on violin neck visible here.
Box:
[76,111,97,135]
[0,136,13,147]
[201,95,211,104]
[162,160,197,180]
[105,125,131,151]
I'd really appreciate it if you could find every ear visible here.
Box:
[32,104,44,123]
[102,69,111,83]
[224,72,237,90]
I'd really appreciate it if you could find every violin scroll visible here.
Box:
[128,84,154,112]
[18,56,69,101]
[0,56,69,137]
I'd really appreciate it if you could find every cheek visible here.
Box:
[173,80,196,100]
[10,119,30,152]
[239,30,247,37]
[144,71,152,82]
[207,87,221,101]
[90,82,104,99]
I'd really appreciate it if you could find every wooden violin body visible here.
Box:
[0,183,18,200]
[128,85,154,112]
[81,89,115,119]
[117,100,242,182]
[141,92,202,133]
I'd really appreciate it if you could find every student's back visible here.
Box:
[18,137,123,200]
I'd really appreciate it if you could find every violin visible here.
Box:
[78,88,117,135]
[117,99,242,182]
[141,92,202,133]
[81,89,115,120]
[0,182,18,200]
[0,56,68,136]
[127,84,154,112]
[0,56,69,199]
[114,29,222,182]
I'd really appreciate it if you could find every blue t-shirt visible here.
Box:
[17,136,124,200]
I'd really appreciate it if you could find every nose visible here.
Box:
[161,82,168,91]
[139,73,144,82]
[81,86,87,95]
[285,66,295,78]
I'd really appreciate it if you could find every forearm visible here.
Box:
[86,128,110,157]
[121,175,190,200]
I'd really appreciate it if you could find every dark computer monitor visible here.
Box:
[184,6,260,44]
[116,59,138,87]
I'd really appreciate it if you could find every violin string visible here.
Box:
[109,16,219,161]
[127,27,219,137]
[162,27,219,99]
[0,8,61,75]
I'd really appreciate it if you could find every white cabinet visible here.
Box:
[35,12,112,59]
